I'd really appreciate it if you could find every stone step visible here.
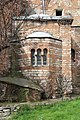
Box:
[73,88,80,94]
[0,117,7,120]
[0,105,20,119]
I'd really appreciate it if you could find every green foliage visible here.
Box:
[8,98,80,120]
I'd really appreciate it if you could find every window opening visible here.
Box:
[31,49,35,65]
[37,49,41,65]
[31,48,48,66]
[56,10,62,16]
[43,48,47,65]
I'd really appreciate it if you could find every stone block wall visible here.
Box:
[0,0,80,101]
[0,82,41,102]
[15,37,62,98]
[60,25,72,82]
[26,0,80,26]
[71,27,80,94]
[13,12,75,96]
[0,82,20,102]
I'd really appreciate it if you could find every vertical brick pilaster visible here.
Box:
[60,25,72,91]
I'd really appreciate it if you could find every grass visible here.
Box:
[8,98,80,120]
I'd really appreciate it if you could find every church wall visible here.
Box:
[15,20,60,40]
[16,37,62,98]
[60,25,72,80]
[14,18,74,95]
[71,27,80,94]
[47,0,80,26]
[15,20,72,79]
[12,0,80,98]
[0,0,79,101]
[14,0,80,88]
[29,0,80,26]
[11,0,80,97]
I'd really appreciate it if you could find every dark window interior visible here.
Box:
[37,49,41,65]
[56,10,62,16]
[31,49,35,65]
[43,48,47,65]
[71,48,75,62]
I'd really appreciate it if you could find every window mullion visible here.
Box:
[41,55,43,66]
[35,55,37,66]
[35,51,37,66]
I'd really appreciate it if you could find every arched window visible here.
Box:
[37,49,41,65]
[43,48,47,65]
[31,48,48,66]
[31,49,35,65]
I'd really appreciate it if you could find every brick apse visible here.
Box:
[0,0,80,100]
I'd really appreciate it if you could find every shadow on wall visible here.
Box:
[71,38,80,94]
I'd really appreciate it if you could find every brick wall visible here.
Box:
[0,0,80,100]
[13,13,78,96]
[15,37,62,98]
[71,27,80,94]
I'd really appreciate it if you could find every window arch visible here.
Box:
[43,48,47,65]
[37,49,41,65]
[31,49,35,65]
